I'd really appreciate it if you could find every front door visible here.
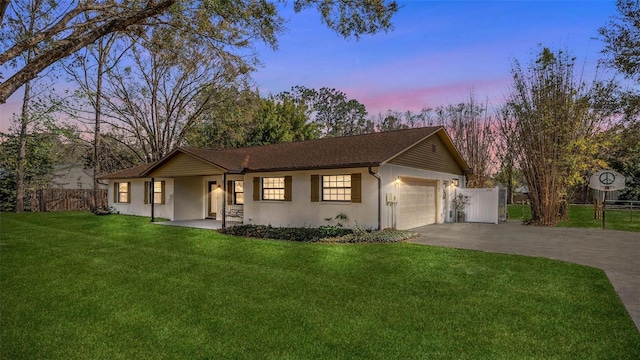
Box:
[208,181,218,218]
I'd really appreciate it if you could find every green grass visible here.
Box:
[508,202,532,221]
[508,203,640,232]
[1,212,639,359]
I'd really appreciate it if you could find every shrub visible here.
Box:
[317,224,349,238]
[91,206,116,216]
[219,224,417,243]
[218,225,352,242]
[320,228,419,244]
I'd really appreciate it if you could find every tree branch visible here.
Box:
[0,0,176,103]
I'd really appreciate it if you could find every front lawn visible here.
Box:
[1,212,639,359]
[508,203,640,232]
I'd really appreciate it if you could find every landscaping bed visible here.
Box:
[218,224,418,243]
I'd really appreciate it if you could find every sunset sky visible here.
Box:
[252,0,619,115]
[0,0,621,132]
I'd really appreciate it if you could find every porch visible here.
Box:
[142,151,245,224]
[150,174,244,226]
[155,219,223,230]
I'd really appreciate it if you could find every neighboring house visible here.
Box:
[52,164,108,190]
[513,185,530,204]
[100,127,471,230]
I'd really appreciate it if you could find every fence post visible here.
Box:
[28,191,36,212]
[602,200,606,230]
[38,189,45,212]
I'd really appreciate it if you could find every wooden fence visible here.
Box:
[27,189,108,212]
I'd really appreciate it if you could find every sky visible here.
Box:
[0,0,621,133]
[252,0,619,114]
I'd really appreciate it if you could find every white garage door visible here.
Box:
[397,178,436,230]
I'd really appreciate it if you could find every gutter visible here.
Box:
[368,167,382,231]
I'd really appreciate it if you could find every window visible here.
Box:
[114,182,130,203]
[227,180,244,205]
[234,181,244,205]
[322,175,351,201]
[145,181,165,205]
[262,177,285,200]
[253,176,292,202]
[311,173,361,203]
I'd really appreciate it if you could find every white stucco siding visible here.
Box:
[173,176,204,220]
[108,178,174,220]
[243,168,379,229]
[379,164,465,229]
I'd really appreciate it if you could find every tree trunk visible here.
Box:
[507,177,514,204]
[505,161,514,204]
[92,47,104,207]
[15,79,31,212]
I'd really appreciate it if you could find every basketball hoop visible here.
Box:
[589,170,626,230]
[589,170,625,192]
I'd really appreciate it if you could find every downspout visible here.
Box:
[368,167,382,231]
[150,177,155,223]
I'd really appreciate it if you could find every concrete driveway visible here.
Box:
[409,222,640,332]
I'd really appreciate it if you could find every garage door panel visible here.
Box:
[397,178,436,230]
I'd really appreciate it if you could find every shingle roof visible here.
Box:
[99,162,157,179]
[100,126,470,178]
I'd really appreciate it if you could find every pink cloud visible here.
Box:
[345,77,511,114]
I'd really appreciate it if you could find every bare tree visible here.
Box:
[371,108,436,131]
[506,47,614,225]
[435,94,496,188]
[495,106,520,204]
[100,31,247,162]
[64,32,131,205]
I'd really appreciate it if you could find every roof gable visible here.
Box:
[387,131,464,174]
[147,152,226,177]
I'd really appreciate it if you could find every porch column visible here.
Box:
[222,173,226,228]
[150,177,155,223]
